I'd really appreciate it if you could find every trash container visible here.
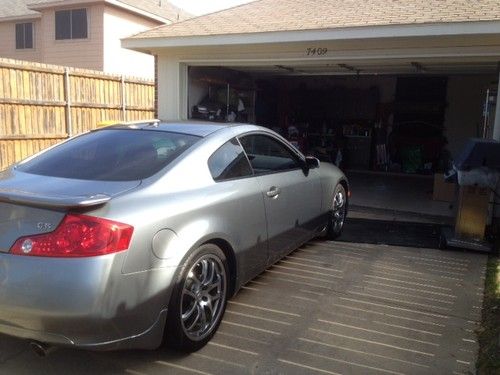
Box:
[441,138,500,251]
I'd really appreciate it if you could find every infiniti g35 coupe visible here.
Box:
[0,121,348,352]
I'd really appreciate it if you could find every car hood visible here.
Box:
[0,169,141,208]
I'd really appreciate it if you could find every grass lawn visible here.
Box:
[477,255,500,374]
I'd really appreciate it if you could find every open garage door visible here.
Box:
[187,61,498,223]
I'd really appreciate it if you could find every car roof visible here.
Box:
[100,120,250,137]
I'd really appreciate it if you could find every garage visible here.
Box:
[184,63,497,221]
[123,0,500,225]
[188,67,495,170]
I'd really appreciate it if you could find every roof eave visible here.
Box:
[0,14,41,22]
[122,20,500,52]
[28,0,171,23]
[28,0,103,11]
[105,0,171,24]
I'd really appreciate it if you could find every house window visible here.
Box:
[16,23,33,49]
[55,8,87,40]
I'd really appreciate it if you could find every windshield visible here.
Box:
[17,129,200,181]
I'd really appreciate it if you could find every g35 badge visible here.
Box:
[37,222,53,231]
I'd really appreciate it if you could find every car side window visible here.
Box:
[239,134,301,174]
[208,138,253,182]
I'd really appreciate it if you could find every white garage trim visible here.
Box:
[157,59,189,121]
[178,47,500,66]
[494,70,500,142]
[123,21,500,50]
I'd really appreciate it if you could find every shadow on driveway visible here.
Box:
[338,217,441,249]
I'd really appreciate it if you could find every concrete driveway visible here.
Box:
[0,240,487,375]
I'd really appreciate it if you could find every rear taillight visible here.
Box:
[10,214,134,257]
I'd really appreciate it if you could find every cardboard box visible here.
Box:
[455,185,490,240]
[433,173,456,202]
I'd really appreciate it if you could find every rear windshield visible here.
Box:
[17,129,200,181]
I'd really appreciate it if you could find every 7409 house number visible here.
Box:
[306,47,328,56]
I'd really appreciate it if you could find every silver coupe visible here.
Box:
[0,121,348,352]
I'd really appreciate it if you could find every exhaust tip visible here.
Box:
[29,341,54,358]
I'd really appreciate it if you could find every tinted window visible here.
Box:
[239,134,301,174]
[56,9,87,40]
[25,22,33,48]
[71,9,87,39]
[16,23,33,49]
[55,10,71,39]
[18,130,200,181]
[208,138,253,181]
[15,24,23,49]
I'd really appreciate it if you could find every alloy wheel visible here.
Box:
[331,188,346,233]
[180,254,227,341]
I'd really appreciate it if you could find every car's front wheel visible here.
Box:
[166,244,228,352]
[327,183,347,239]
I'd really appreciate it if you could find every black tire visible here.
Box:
[165,244,228,352]
[326,184,348,240]
[438,234,447,250]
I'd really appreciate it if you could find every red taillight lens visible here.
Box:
[10,214,134,257]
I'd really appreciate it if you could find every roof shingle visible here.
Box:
[0,0,41,19]
[129,0,500,39]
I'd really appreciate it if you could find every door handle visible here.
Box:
[266,186,281,198]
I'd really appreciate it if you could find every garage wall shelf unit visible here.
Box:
[394,77,448,126]
[390,77,449,174]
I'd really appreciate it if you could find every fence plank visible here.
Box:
[0,58,155,170]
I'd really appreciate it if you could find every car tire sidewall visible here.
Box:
[165,243,228,352]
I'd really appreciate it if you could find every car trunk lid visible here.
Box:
[0,170,140,252]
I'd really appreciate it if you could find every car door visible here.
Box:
[239,133,322,263]
[207,137,269,283]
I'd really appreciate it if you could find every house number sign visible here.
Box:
[306,47,328,56]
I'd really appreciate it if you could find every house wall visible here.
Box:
[443,75,497,159]
[103,5,160,79]
[38,4,104,71]
[0,19,42,62]
[0,4,164,76]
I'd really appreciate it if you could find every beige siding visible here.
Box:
[0,4,164,76]
[103,5,160,79]
[39,4,104,71]
[0,19,42,62]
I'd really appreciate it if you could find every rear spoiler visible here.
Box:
[0,189,111,208]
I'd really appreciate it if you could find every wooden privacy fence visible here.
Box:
[0,58,155,170]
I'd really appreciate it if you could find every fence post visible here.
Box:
[64,68,72,137]
[121,75,126,121]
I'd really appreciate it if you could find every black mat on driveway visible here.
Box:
[337,217,441,248]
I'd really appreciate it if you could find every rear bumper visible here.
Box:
[0,253,177,350]
[0,308,168,350]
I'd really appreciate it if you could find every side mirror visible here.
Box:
[305,156,320,169]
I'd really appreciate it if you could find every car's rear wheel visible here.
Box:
[166,244,228,352]
[327,184,347,239]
